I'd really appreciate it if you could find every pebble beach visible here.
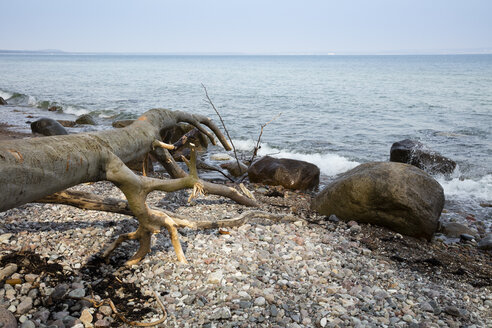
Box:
[1,164,491,328]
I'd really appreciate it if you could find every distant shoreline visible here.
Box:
[1,50,492,56]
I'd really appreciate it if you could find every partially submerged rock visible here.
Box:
[30,118,68,136]
[390,139,456,175]
[57,120,76,128]
[75,114,96,125]
[248,156,320,190]
[48,105,62,112]
[0,97,8,105]
[311,162,444,240]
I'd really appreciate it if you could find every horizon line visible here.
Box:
[1,48,492,56]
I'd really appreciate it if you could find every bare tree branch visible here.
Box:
[201,84,245,177]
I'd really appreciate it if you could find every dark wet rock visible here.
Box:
[478,233,492,250]
[390,139,456,175]
[327,214,340,223]
[220,160,248,177]
[0,97,7,105]
[248,156,320,190]
[460,233,475,241]
[0,307,17,328]
[57,120,76,128]
[30,118,68,136]
[48,106,62,112]
[439,222,478,238]
[311,162,444,240]
[75,114,96,125]
[112,120,134,128]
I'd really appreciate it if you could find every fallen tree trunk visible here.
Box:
[0,108,257,265]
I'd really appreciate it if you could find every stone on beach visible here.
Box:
[390,139,456,175]
[57,120,76,127]
[0,263,18,281]
[478,233,492,250]
[439,222,478,238]
[75,114,96,125]
[30,118,68,136]
[0,307,17,328]
[311,162,444,239]
[248,156,320,190]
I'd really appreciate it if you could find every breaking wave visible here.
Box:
[437,174,492,202]
[233,139,360,177]
[0,89,13,100]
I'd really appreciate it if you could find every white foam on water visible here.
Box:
[0,90,13,100]
[62,105,90,116]
[233,139,360,177]
[27,95,37,106]
[437,174,492,202]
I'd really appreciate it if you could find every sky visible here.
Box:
[0,0,491,54]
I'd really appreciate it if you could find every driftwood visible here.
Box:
[0,109,259,265]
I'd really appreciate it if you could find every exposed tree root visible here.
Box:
[38,146,258,265]
[38,186,297,265]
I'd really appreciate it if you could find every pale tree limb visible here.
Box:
[37,188,296,264]
[38,146,257,265]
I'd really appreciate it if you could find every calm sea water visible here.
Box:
[0,54,491,226]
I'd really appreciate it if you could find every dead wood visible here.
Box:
[202,84,246,176]
[0,108,261,265]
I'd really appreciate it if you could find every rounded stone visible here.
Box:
[0,307,17,328]
[311,162,444,240]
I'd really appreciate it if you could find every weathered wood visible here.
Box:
[0,108,243,264]
[0,109,230,212]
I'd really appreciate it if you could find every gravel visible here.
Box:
[0,180,491,327]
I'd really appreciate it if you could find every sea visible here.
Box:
[0,54,491,230]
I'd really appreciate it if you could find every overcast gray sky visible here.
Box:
[1,0,491,54]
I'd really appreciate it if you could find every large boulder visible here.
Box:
[247,156,320,190]
[390,139,456,175]
[0,97,7,105]
[30,118,68,136]
[311,162,444,239]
